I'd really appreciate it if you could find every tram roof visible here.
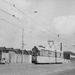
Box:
[40,49,63,53]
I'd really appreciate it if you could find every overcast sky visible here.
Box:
[0,0,75,52]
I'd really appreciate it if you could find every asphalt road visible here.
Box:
[0,62,75,75]
[49,69,75,75]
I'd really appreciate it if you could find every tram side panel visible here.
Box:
[37,50,55,63]
[32,49,57,64]
[37,56,55,63]
[56,52,64,63]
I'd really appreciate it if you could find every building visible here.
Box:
[6,48,16,63]
[63,51,75,62]
[0,47,9,63]
[0,47,32,64]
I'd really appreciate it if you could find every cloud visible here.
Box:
[52,15,75,35]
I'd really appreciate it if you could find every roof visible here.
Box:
[0,47,22,53]
[63,51,75,56]
[0,47,6,50]
[14,49,21,53]
[6,48,14,50]
[6,48,15,52]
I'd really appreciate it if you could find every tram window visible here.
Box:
[40,50,46,56]
[49,51,55,57]
[40,51,44,56]
[48,51,51,57]
[40,50,55,57]
[57,52,63,58]
[45,51,49,56]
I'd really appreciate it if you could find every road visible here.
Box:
[0,62,75,75]
[49,68,75,75]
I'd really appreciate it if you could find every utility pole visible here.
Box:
[21,28,24,63]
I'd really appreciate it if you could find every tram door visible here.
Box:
[55,50,57,63]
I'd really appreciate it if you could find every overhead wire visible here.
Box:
[0,18,51,40]
[57,35,73,44]
[12,2,74,44]
[12,15,54,39]
[0,19,74,50]
[2,0,71,42]
[1,0,59,39]
[0,8,54,40]
[39,15,74,44]
[0,18,52,50]
[0,8,56,40]
[14,5,58,36]
[1,0,74,44]
[0,18,23,29]
[1,0,75,51]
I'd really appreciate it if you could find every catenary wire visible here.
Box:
[0,18,52,40]
[1,0,74,44]
[0,8,57,40]
[1,0,59,38]
[0,8,73,45]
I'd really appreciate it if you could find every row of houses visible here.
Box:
[0,47,32,64]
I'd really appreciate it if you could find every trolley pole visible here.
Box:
[21,28,24,63]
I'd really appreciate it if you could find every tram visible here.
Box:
[32,46,64,64]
